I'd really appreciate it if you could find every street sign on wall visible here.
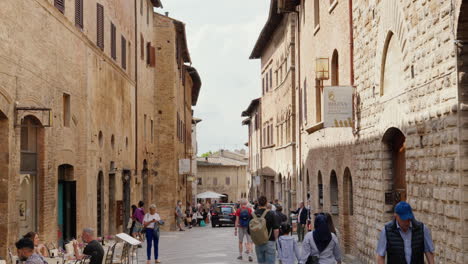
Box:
[179,159,191,175]
[323,86,353,128]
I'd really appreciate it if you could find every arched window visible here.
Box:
[331,50,339,86]
[381,31,403,96]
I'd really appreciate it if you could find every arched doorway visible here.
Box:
[108,162,116,235]
[58,164,75,246]
[329,170,339,227]
[142,160,149,205]
[97,171,104,237]
[122,170,131,233]
[19,116,44,236]
[382,127,406,209]
[318,171,323,209]
[331,50,339,86]
[343,168,353,253]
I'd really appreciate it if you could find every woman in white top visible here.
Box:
[143,204,163,264]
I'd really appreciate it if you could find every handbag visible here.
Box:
[305,256,319,264]
[126,218,133,229]
[200,220,206,227]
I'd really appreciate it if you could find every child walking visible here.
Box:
[277,224,301,264]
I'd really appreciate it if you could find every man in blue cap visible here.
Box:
[376,201,435,264]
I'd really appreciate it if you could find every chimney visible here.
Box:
[165,12,169,17]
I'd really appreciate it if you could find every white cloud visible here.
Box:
[157,0,270,154]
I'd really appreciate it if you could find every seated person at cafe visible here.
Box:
[73,228,104,264]
[15,238,48,264]
[23,232,49,257]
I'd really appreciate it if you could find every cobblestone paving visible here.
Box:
[137,225,259,264]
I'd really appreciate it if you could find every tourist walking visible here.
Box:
[73,228,104,264]
[250,196,280,264]
[132,201,145,240]
[275,205,288,235]
[23,232,49,257]
[291,202,308,242]
[376,201,435,264]
[277,224,300,264]
[234,198,253,262]
[300,214,342,264]
[175,200,185,231]
[144,204,163,264]
[15,238,48,264]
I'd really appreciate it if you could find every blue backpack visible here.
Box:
[239,208,251,227]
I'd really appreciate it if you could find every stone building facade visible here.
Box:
[245,0,468,262]
[153,13,201,231]
[242,98,261,201]
[248,0,298,211]
[0,0,201,258]
[196,150,249,203]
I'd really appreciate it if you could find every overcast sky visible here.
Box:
[156,0,270,155]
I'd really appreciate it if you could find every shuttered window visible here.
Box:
[75,0,83,28]
[140,34,144,60]
[111,23,116,60]
[121,36,127,70]
[96,4,104,51]
[55,0,65,13]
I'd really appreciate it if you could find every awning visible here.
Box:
[196,191,227,199]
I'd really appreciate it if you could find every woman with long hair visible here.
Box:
[324,213,338,237]
[300,214,342,263]
[23,232,49,257]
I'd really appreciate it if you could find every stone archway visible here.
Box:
[317,171,323,210]
[58,164,76,246]
[0,110,9,258]
[382,127,406,213]
[329,170,339,227]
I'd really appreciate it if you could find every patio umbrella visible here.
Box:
[196,191,226,199]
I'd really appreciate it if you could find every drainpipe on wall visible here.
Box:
[134,0,139,175]
[349,0,357,135]
[294,4,302,211]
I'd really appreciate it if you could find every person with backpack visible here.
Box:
[235,199,254,261]
[250,196,280,264]
[299,214,342,264]
[277,224,300,264]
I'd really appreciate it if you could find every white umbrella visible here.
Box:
[196,191,226,199]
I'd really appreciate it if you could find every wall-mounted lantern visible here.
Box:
[316,57,330,80]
